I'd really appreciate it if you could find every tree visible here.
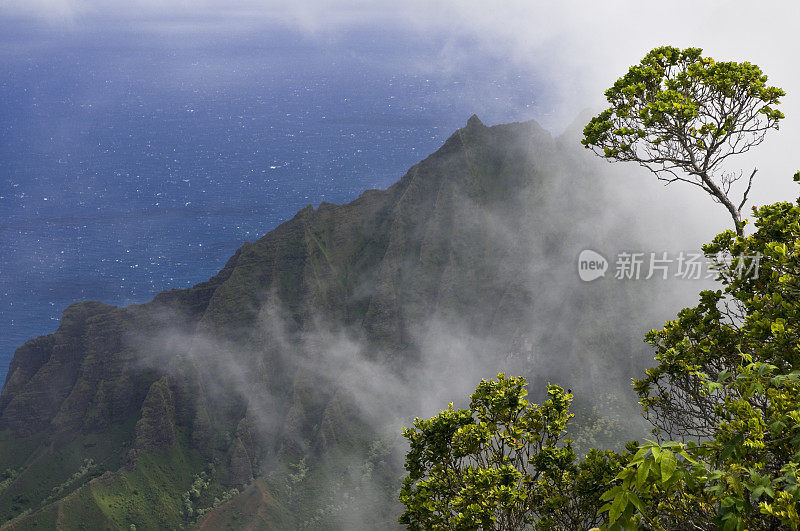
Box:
[598,179,800,530]
[398,374,625,530]
[582,46,785,236]
[577,44,799,531]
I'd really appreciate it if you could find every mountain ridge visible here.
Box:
[0,114,660,529]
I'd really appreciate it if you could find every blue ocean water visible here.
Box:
[0,25,543,380]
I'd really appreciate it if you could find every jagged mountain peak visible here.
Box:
[0,116,650,529]
[465,113,485,129]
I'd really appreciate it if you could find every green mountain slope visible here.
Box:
[0,115,677,529]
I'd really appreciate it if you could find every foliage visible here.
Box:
[42,458,96,505]
[0,468,18,493]
[582,45,784,235]
[0,420,137,525]
[179,464,240,524]
[597,186,800,530]
[398,374,626,530]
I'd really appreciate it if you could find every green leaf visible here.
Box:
[660,450,677,483]
[608,494,626,523]
[627,491,646,514]
[637,459,652,490]
[651,445,662,461]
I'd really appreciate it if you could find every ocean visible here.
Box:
[0,24,543,380]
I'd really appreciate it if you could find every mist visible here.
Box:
[120,115,726,526]
[3,1,799,527]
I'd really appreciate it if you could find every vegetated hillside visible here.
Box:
[0,115,676,529]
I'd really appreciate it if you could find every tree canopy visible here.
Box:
[582,46,784,236]
[399,375,626,530]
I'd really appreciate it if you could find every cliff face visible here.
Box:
[0,116,656,529]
